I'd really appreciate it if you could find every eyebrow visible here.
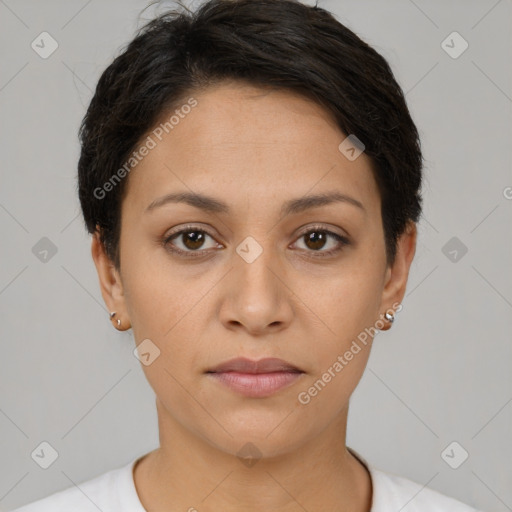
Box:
[145,191,366,216]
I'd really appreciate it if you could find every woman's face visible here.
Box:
[93,82,415,457]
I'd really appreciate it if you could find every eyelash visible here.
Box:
[162,224,350,259]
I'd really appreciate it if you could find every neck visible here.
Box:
[133,398,372,512]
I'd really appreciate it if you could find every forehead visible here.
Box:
[123,82,380,217]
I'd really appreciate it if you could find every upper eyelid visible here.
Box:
[295,224,348,238]
[166,224,346,239]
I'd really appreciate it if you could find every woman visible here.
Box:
[12,0,482,510]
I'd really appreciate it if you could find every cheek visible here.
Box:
[295,257,383,398]
[302,263,384,344]
[295,285,377,420]
[138,356,216,446]
[127,283,207,426]
[127,276,207,364]
[120,239,203,342]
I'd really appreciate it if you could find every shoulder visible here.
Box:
[347,447,482,512]
[370,467,481,512]
[9,460,135,512]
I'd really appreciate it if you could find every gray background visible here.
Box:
[1,0,511,510]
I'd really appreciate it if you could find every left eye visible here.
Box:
[292,229,349,255]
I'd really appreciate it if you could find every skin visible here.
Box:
[91,82,416,512]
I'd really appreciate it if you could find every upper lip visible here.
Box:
[207,357,303,374]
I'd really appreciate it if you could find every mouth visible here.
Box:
[205,357,304,398]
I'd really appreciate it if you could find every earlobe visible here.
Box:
[90,229,131,331]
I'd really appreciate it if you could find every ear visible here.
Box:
[90,228,131,330]
[379,221,417,328]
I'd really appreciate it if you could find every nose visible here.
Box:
[218,242,294,336]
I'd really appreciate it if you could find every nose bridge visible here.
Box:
[234,233,282,303]
[220,232,293,332]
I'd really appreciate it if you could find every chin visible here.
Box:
[198,416,313,461]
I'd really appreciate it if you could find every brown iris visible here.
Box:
[303,231,328,251]
[181,230,206,250]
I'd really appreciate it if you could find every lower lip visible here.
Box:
[208,371,303,398]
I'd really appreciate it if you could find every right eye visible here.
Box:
[163,226,221,258]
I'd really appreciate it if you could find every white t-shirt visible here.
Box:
[10,450,481,512]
